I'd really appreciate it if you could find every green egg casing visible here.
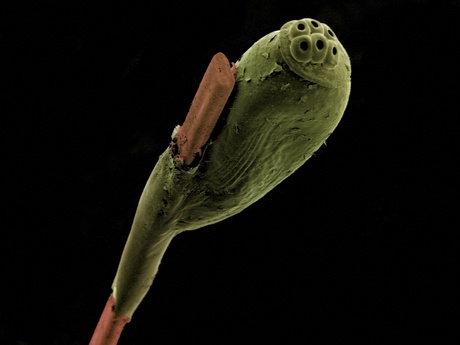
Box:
[112,18,351,318]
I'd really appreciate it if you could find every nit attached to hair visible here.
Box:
[90,17,351,345]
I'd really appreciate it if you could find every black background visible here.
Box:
[2,0,459,344]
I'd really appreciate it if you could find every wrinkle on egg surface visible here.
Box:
[111,18,351,319]
[167,18,351,231]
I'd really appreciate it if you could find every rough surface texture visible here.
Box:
[111,18,351,319]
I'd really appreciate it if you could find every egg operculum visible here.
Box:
[280,18,349,88]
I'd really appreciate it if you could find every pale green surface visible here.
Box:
[279,18,351,87]
[113,18,351,318]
